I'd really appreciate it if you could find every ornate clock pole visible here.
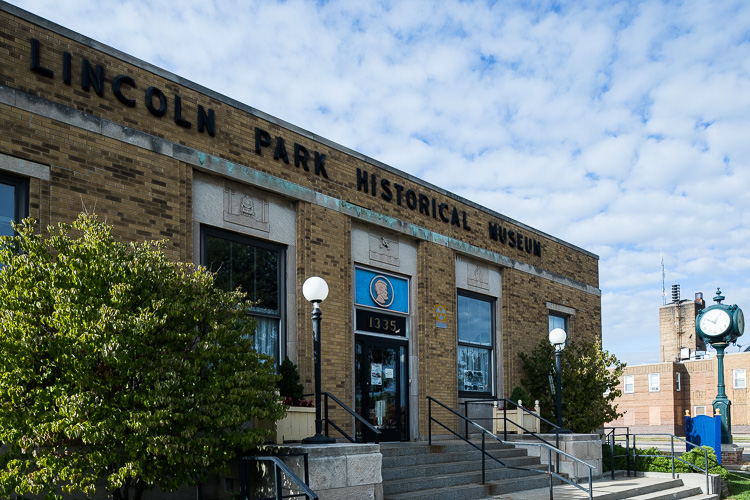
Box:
[713,341,731,442]
[695,288,745,445]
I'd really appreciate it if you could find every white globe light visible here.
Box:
[549,328,567,347]
[303,276,329,303]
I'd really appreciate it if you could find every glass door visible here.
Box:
[355,336,408,442]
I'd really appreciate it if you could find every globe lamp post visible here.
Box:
[549,328,567,431]
[302,276,335,444]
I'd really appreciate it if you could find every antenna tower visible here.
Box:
[661,252,666,305]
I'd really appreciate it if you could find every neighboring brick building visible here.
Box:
[659,289,706,363]
[0,2,602,444]
[611,292,750,436]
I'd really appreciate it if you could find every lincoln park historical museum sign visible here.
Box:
[29,38,543,258]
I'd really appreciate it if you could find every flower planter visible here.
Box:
[258,406,316,444]
[492,400,541,434]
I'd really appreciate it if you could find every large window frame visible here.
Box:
[457,289,495,397]
[0,172,29,238]
[200,226,285,367]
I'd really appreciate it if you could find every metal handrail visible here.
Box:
[241,455,318,500]
[318,391,382,443]
[429,396,594,499]
[462,397,567,473]
[462,398,560,446]
[603,428,711,494]
[602,426,630,479]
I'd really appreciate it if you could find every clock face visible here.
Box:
[699,308,731,337]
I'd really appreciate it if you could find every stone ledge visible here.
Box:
[505,433,603,481]
[273,443,383,500]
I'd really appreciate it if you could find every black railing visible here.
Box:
[603,427,710,494]
[602,426,630,479]
[429,396,594,499]
[240,454,317,500]
[462,398,566,472]
[313,391,381,443]
[462,398,560,444]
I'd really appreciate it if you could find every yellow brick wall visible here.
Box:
[0,7,602,440]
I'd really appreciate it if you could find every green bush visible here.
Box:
[679,446,727,479]
[601,443,727,479]
[277,357,305,403]
[509,386,530,406]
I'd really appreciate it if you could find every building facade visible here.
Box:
[611,293,750,436]
[0,2,601,443]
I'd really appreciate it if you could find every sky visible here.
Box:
[7,0,750,365]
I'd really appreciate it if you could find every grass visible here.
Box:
[727,470,750,499]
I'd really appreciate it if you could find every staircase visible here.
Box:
[380,440,556,500]
[380,441,720,500]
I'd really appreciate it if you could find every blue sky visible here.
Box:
[8,0,750,365]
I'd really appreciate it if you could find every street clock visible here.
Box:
[696,288,744,344]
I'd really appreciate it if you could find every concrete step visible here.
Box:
[384,472,554,500]
[380,440,513,457]
[382,447,531,468]
[490,475,720,499]
[383,464,545,495]
[381,439,561,500]
[382,454,540,481]
[627,485,705,500]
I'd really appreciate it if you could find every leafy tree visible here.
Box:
[0,214,286,500]
[518,337,625,433]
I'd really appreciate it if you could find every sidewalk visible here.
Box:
[483,473,717,499]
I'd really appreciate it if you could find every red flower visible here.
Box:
[283,397,314,407]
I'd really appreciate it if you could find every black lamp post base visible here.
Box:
[302,433,336,444]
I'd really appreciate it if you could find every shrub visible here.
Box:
[601,443,727,479]
[509,386,530,406]
[277,358,312,407]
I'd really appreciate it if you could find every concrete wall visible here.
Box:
[507,433,603,481]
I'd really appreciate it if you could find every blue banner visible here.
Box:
[355,268,409,314]
[685,413,721,464]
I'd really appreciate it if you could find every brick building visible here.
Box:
[0,2,602,443]
[611,291,750,436]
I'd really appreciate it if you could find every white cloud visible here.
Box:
[8,0,750,366]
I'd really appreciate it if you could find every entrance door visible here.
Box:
[355,336,408,442]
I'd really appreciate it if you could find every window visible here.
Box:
[734,369,746,389]
[0,173,29,238]
[648,373,660,392]
[457,291,493,395]
[676,372,681,392]
[694,406,706,416]
[624,375,634,393]
[549,313,568,339]
[201,227,284,364]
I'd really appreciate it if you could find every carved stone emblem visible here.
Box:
[223,186,269,232]
[467,263,489,291]
[369,233,399,266]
